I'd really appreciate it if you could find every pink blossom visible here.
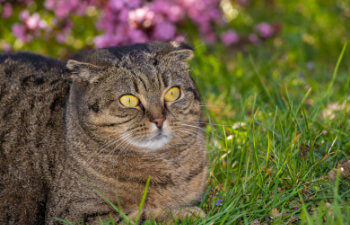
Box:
[129,29,148,43]
[174,35,185,42]
[220,30,239,45]
[44,0,55,9]
[125,0,141,9]
[8,0,273,47]
[129,7,154,28]
[12,23,32,42]
[255,22,273,38]
[19,10,30,20]
[248,33,259,43]
[26,13,41,29]
[168,5,184,22]
[12,11,49,42]
[205,32,216,43]
[2,43,11,52]
[109,0,125,10]
[45,0,85,18]
[55,20,72,43]
[152,22,176,40]
[2,3,12,18]
[94,34,114,48]
[95,0,223,46]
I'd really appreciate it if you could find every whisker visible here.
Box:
[85,134,120,164]
[173,124,227,141]
[199,121,233,127]
[87,132,132,166]
[179,123,205,130]
[97,133,134,165]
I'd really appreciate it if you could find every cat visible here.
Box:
[0,41,208,225]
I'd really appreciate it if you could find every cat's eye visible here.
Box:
[120,95,139,107]
[164,87,180,102]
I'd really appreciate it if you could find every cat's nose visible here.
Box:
[152,117,165,129]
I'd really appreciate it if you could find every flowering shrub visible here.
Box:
[0,0,279,52]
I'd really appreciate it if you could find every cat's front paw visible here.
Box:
[328,160,350,179]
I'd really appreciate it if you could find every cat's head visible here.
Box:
[67,42,203,151]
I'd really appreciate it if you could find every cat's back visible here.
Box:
[0,52,70,142]
[0,51,71,160]
[0,52,70,224]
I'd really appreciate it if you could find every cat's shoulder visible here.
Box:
[0,51,65,70]
[0,51,69,87]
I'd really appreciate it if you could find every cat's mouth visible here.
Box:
[127,130,172,150]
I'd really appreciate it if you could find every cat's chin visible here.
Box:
[129,132,171,150]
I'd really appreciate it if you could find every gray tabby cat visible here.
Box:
[0,42,208,225]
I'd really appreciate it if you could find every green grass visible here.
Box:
[186,40,350,224]
[186,39,349,223]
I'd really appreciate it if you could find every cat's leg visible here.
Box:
[0,179,45,225]
[328,159,350,179]
[123,206,205,224]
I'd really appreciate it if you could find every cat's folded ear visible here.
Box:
[167,41,194,61]
[66,60,102,83]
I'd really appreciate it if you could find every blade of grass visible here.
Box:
[134,176,151,224]
[52,218,74,225]
[326,43,348,97]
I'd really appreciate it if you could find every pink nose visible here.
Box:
[152,118,165,129]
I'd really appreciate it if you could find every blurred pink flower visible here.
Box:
[248,33,259,43]
[129,29,148,43]
[44,0,55,9]
[55,20,72,43]
[7,0,276,47]
[95,0,222,46]
[129,7,154,28]
[255,22,273,38]
[109,0,125,10]
[12,11,49,42]
[12,24,32,42]
[94,34,114,48]
[45,0,86,18]
[20,10,30,20]
[2,43,11,52]
[26,13,41,29]
[220,30,239,45]
[2,3,12,18]
[152,22,176,40]
[174,35,185,42]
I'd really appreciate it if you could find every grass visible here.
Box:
[186,40,350,224]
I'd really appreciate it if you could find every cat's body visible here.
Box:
[0,53,70,225]
[0,42,207,225]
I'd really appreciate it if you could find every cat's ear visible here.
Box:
[66,60,102,83]
[167,41,194,61]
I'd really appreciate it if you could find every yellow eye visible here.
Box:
[164,87,180,102]
[120,95,139,107]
